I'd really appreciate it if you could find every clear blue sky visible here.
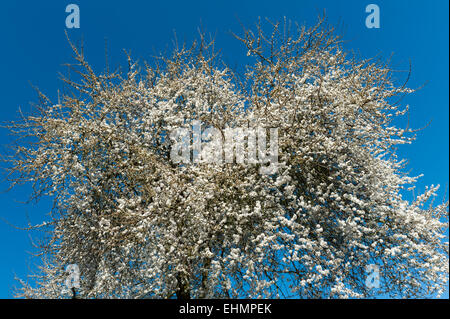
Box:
[0,0,448,298]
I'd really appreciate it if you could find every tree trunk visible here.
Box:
[176,273,190,300]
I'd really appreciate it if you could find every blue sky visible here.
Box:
[0,0,448,298]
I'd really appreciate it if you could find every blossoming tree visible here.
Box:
[4,18,448,298]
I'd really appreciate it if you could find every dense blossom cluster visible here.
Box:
[5,19,448,298]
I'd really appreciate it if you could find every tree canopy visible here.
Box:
[3,18,448,299]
